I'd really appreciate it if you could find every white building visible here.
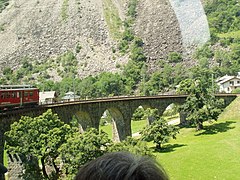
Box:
[62,92,80,102]
[39,91,57,104]
[217,74,240,93]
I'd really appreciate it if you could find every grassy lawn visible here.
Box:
[156,120,240,180]
[131,120,148,134]
[100,123,113,139]
[155,97,240,180]
[101,97,240,179]
[100,119,148,139]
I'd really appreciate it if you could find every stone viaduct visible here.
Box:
[0,94,237,177]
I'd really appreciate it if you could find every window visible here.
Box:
[1,92,5,99]
[230,81,234,85]
[29,91,33,96]
[237,81,240,84]
[12,92,17,98]
[24,92,28,97]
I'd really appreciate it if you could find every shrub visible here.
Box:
[167,52,182,63]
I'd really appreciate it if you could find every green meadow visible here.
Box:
[101,97,240,180]
[157,120,240,179]
[156,97,240,179]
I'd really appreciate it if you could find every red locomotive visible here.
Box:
[0,85,39,111]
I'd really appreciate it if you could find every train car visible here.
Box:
[0,85,39,111]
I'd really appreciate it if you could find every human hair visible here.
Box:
[75,151,169,180]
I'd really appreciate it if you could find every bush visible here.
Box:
[232,88,240,93]
[3,67,12,75]
[132,107,145,121]
[167,52,182,63]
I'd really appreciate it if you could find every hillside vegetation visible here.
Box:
[0,0,239,99]
[0,0,8,12]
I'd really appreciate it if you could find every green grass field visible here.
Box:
[156,97,240,180]
[156,120,240,180]
[100,97,240,180]
[100,119,148,139]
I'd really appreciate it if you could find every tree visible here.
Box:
[140,117,179,150]
[122,60,144,93]
[177,79,224,130]
[59,128,111,179]
[131,107,145,121]
[140,108,179,150]
[94,72,126,97]
[5,109,71,179]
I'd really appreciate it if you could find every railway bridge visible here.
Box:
[0,94,237,170]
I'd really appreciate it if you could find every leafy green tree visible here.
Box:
[122,60,144,93]
[37,80,56,91]
[177,79,224,130]
[94,72,126,97]
[194,44,214,59]
[22,58,33,71]
[2,67,13,81]
[143,63,175,95]
[118,39,129,54]
[77,75,96,98]
[5,109,71,179]
[190,66,213,88]
[59,128,111,179]
[140,117,179,150]
[205,0,240,33]
[131,107,145,121]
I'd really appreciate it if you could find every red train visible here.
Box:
[0,85,39,111]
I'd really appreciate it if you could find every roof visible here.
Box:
[39,91,56,101]
[65,91,75,95]
[217,76,240,85]
[216,75,234,83]
[62,91,80,100]
[0,84,38,91]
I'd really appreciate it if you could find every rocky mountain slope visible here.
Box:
[0,0,208,79]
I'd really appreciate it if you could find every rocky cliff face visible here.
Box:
[134,0,183,60]
[0,0,207,79]
[0,0,123,78]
